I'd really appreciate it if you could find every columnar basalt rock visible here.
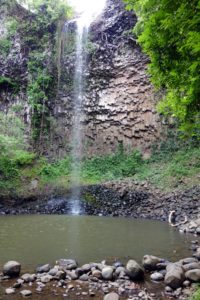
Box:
[53,0,163,158]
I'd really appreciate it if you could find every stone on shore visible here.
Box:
[150,272,164,281]
[36,264,51,273]
[20,290,32,296]
[5,288,15,295]
[142,255,162,271]
[102,266,114,280]
[58,259,77,270]
[3,261,21,277]
[164,263,185,289]
[185,269,200,282]
[104,292,119,300]
[126,260,144,281]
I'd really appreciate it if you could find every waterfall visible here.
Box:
[68,0,106,215]
[69,18,88,215]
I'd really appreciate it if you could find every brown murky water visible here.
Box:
[0,215,197,300]
[0,215,196,270]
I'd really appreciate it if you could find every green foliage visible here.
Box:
[134,146,200,190]
[190,286,200,300]
[124,0,200,138]
[0,17,19,57]
[18,0,72,20]
[82,150,142,182]
[6,18,19,37]
[0,113,35,183]
[39,157,71,181]
[0,76,19,92]
[0,38,11,56]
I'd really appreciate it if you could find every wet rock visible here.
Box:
[81,264,91,272]
[67,270,79,280]
[49,267,59,276]
[183,262,200,272]
[179,258,198,265]
[5,288,15,295]
[58,259,77,270]
[92,269,102,279]
[54,270,66,280]
[115,266,126,276]
[102,266,114,280]
[20,290,32,296]
[183,280,191,287]
[164,263,185,289]
[185,269,200,282]
[126,260,144,281]
[3,261,21,278]
[21,273,36,283]
[113,261,123,268]
[150,272,164,281]
[142,255,163,271]
[79,274,89,281]
[40,274,53,283]
[36,264,51,273]
[104,292,119,300]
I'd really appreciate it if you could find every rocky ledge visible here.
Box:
[0,180,200,235]
[1,246,200,300]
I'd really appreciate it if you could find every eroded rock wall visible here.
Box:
[54,0,162,158]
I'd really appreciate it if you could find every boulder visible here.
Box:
[36,264,51,273]
[179,257,198,265]
[102,266,114,280]
[40,274,53,283]
[21,273,36,283]
[164,263,185,289]
[183,262,200,272]
[49,267,59,276]
[126,260,144,281]
[185,269,200,282]
[142,255,162,271]
[57,259,77,270]
[150,272,164,281]
[104,292,119,300]
[3,261,21,277]
[92,269,102,279]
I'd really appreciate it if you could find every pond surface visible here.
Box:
[0,215,196,271]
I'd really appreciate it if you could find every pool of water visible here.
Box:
[0,215,196,271]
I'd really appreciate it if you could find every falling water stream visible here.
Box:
[69,1,106,214]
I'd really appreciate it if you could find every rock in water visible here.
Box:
[164,263,185,289]
[126,260,144,281]
[104,292,119,300]
[185,269,200,282]
[3,261,21,277]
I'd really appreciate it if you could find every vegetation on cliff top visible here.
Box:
[124,0,200,139]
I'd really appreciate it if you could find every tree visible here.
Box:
[124,0,200,138]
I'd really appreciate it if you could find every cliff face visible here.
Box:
[53,0,162,158]
[0,0,162,158]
